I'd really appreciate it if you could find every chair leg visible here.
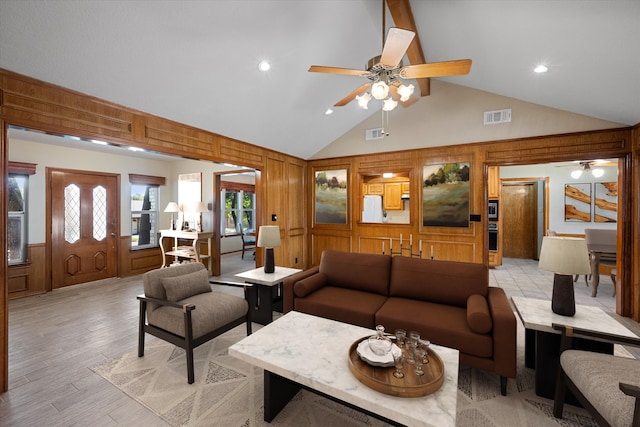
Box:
[553,367,567,418]
[184,311,195,384]
[138,300,146,357]
[500,376,507,396]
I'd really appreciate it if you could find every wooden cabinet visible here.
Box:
[383,183,403,210]
[367,183,384,195]
[401,182,410,194]
[160,229,213,273]
[488,166,500,199]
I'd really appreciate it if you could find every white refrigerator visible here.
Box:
[362,195,383,222]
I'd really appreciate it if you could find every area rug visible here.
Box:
[92,323,603,427]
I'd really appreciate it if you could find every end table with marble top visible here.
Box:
[511,296,639,401]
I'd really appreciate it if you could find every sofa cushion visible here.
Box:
[294,272,327,298]
[319,250,391,296]
[161,268,211,301]
[148,291,248,339]
[294,286,387,328]
[389,257,488,307]
[375,297,493,358]
[467,294,492,334]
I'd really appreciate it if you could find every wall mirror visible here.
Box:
[178,172,202,231]
[360,171,411,224]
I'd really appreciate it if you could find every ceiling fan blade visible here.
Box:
[399,59,472,79]
[334,83,371,107]
[308,65,370,77]
[379,27,415,67]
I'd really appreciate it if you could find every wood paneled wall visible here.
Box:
[308,127,637,321]
[0,69,308,392]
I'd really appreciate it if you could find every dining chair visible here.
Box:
[239,223,256,260]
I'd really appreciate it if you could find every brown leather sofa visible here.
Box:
[283,249,517,395]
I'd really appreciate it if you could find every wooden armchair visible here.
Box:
[138,263,252,384]
[553,323,640,427]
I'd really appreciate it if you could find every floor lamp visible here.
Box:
[538,236,591,316]
[257,226,281,274]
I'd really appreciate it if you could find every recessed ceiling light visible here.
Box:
[324,109,333,115]
[534,64,548,73]
[257,60,271,72]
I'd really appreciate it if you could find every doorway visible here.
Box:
[501,180,545,260]
[49,168,119,288]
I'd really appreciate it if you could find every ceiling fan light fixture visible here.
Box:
[592,168,605,178]
[570,169,583,179]
[371,81,389,100]
[397,83,414,102]
[382,97,398,111]
[356,92,371,109]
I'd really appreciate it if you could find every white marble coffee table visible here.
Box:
[229,311,459,427]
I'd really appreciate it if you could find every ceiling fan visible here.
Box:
[564,160,616,179]
[308,2,472,111]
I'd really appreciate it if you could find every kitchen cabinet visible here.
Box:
[383,183,403,210]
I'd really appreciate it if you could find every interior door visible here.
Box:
[502,182,538,259]
[50,169,118,288]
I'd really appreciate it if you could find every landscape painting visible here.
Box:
[594,182,617,223]
[564,183,591,222]
[315,169,347,224]
[422,162,470,227]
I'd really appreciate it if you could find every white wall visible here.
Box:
[8,137,250,252]
[312,80,623,159]
[500,162,618,235]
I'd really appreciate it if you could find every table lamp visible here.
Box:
[164,202,180,230]
[538,236,591,316]
[193,201,208,232]
[257,225,281,273]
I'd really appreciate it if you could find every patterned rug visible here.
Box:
[92,323,602,427]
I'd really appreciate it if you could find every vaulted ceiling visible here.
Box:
[1,0,638,160]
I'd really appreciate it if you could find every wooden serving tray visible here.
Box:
[347,337,445,397]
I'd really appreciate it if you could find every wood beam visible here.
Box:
[386,0,430,96]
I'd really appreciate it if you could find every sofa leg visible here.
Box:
[500,376,507,396]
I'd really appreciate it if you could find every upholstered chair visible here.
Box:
[553,323,640,427]
[138,262,252,384]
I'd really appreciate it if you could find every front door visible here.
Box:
[502,182,538,259]
[50,169,118,288]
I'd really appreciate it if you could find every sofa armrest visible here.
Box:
[487,287,517,379]
[283,266,320,313]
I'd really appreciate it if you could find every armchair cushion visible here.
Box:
[561,350,639,427]
[467,294,493,334]
[161,268,211,302]
[148,291,248,339]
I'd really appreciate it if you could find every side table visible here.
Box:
[235,266,302,325]
[511,296,638,402]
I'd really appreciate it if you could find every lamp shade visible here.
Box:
[164,202,180,213]
[538,236,591,275]
[193,201,208,213]
[257,226,281,248]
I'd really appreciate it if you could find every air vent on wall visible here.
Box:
[365,128,385,140]
[484,109,512,125]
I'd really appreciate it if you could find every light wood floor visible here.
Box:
[1,253,254,426]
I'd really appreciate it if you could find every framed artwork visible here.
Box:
[594,182,617,223]
[314,169,348,224]
[422,162,470,228]
[564,183,591,222]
